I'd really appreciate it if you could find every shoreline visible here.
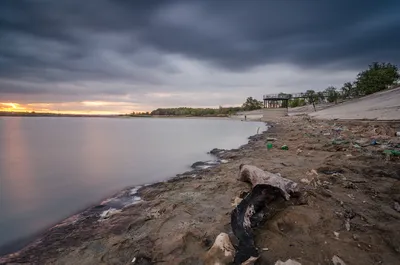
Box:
[0,124,268,261]
[2,116,400,264]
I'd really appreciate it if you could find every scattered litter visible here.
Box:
[334,231,340,239]
[347,194,355,200]
[266,137,277,141]
[306,169,318,176]
[296,148,303,155]
[396,132,400,137]
[275,259,302,265]
[345,219,351,231]
[332,255,346,265]
[394,202,400,212]
[266,142,273,150]
[383,150,400,156]
[370,139,378,145]
[346,154,353,157]
[353,144,361,149]
[262,247,269,251]
[300,178,310,185]
[323,132,331,136]
[99,208,121,220]
[281,145,289,150]
[132,257,136,263]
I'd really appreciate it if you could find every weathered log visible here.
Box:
[239,164,299,200]
[231,184,285,264]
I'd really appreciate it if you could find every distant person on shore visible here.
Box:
[245,115,247,121]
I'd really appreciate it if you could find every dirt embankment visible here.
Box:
[1,116,400,265]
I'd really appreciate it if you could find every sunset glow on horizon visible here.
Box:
[0,102,147,115]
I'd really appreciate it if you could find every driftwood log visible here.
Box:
[206,165,300,265]
[239,164,299,200]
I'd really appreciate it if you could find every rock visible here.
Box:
[203,233,235,265]
[332,255,346,265]
[209,148,225,155]
[275,259,302,265]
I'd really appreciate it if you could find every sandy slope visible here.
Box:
[309,87,400,120]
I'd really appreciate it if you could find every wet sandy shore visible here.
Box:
[1,116,400,265]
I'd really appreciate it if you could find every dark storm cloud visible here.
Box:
[0,0,399,98]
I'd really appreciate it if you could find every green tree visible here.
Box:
[305,90,318,111]
[316,91,325,103]
[242,97,263,111]
[324,86,339,103]
[355,62,399,96]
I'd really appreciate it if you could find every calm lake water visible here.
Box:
[0,117,264,254]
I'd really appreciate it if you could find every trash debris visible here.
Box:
[262,247,269,251]
[345,219,351,231]
[370,139,378,145]
[300,178,311,185]
[332,255,346,265]
[281,145,289,150]
[204,233,235,265]
[334,231,340,239]
[332,139,349,145]
[323,132,331,136]
[394,201,400,212]
[296,148,303,155]
[266,137,277,141]
[353,144,361,149]
[396,132,400,137]
[266,141,273,150]
[383,150,400,156]
[275,259,302,265]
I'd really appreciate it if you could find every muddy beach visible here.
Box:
[1,116,400,265]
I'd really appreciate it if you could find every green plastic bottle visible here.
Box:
[267,142,273,150]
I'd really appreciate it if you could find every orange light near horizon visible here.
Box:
[0,102,145,115]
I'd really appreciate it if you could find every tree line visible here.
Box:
[288,62,399,108]
[127,62,399,116]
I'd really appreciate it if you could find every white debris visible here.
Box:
[334,231,340,239]
[99,208,121,220]
[300,178,311,185]
[130,186,142,195]
[345,219,351,231]
[332,255,346,265]
[131,257,136,263]
[275,259,302,265]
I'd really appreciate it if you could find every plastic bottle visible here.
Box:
[266,142,273,150]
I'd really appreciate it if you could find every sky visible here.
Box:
[1,0,400,114]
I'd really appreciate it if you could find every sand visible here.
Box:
[1,115,399,265]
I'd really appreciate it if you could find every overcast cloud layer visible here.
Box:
[1,0,399,113]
